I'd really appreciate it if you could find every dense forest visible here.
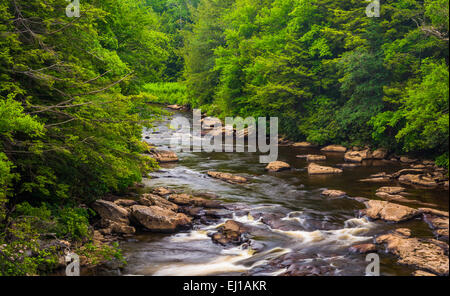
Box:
[0,0,448,275]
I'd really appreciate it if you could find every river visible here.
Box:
[116,109,448,276]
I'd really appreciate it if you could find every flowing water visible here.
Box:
[117,110,448,276]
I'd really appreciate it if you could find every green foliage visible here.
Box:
[142,82,188,105]
[181,0,449,161]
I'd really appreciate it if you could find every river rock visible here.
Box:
[412,270,437,276]
[292,142,315,148]
[92,200,130,224]
[168,194,222,208]
[376,232,449,275]
[306,155,326,162]
[400,156,418,163]
[167,104,183,110]
[376,187,405,195]
[101,219,135,235]
[418,208,449,218]
[365,200,420,222]
[201,117,222,129]
[308,163,343,175]
[349,243,376,254]
[359,177,390,183]
[148,149,179,163]
[321,189,346,198]
[392,168,425,178]
[344,149,371,163]
[153,187,173,196]
[398,174,438,187]
[207,171,248,184]
[211,220,249,245]
[113,199,138,207]
[320,145,347,153]
[372,148,388,159]
[423,214,449,241]
[139,193,179,212]
[265,161,291,172]
[337,163,361,168]
[394,228,411,237]
[130,205,191,232]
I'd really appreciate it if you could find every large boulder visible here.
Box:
[320,145,347,153]
[139,193,179,212]
[308,163,343,175]
[207,171,248,184]
[344,149,371,163]
[265,161,291,172]
[148,149,179,163]
[92,200,130,224]
[130,205,191,232]
[365,200,420,222]
[376,232,449,275]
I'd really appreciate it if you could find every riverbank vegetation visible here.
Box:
[0,0,448,275]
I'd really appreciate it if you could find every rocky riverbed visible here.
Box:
[89,109,449,276]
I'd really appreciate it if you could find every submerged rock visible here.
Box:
[265,161,291,172]
[376,232,449,276]
[308,163,343,175]
[320,145,347,153]
[130,205,191,232]
[365,200,420,222]
[207,171,248,184]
